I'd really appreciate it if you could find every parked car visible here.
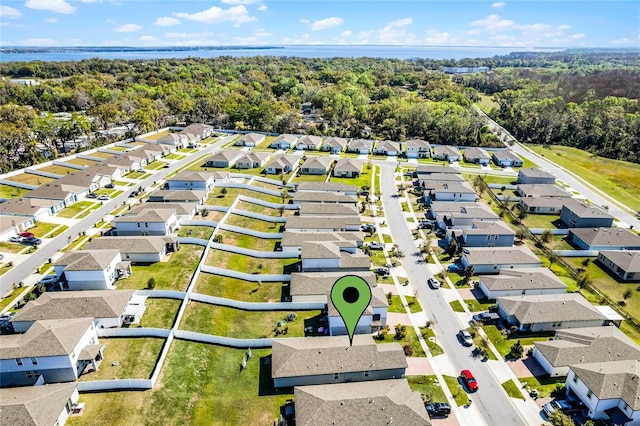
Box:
[18,232,34,238]
[39,274,59,285]
[129,190,139,198]
[425,402,451,418]
[368,241,384,250]
[374,267,389,276]
[86,193,98,199]
[460,369,478,392]
[458,329,474,346]
[428,277,441,289]
[447,263,462,272]
[361,224,376,233]
[472,312,501,325]
[98,194,110,201]
[104,183,115,189]
[9,236,23,243]
[22,237,42,246]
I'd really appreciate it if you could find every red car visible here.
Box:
[460,370,478,392]
[18,232,34,238]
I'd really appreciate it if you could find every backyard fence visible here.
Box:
[190,292,324,311]
[209,242,296,258]
[199,265,291,282]
[135,290,186,299]
[97,328,171,338]
[229,208,287,223]
[77,379,153,392]
[238,194,298,210]
[173,330,273,348]
[25,168,62,179]
[218,223,283,239]
[179,237,209,247]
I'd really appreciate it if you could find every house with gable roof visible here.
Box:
[597,250,640,281]
[234,132,265,147]
[373,140,402,156]
[204,150,243,168]
[432,145,461,162]
[569,227,640,251]
[477,268,567,299]
[83,236,179,263]
[166,170,215,192]
[405,139,431,159]
[270,134,298,149]
[235,151,270,169]
[517,167,556,184]
[347,139,373,154]
[54,250,130,291]
[296,135,323,151]
[0,383,80,426]
[463,147,491,165]
[461,246,542,274]
[560,201,615,228]
[300,156,333,175]
[492,150,524,167]
[321,136,348,154]
[113,208,178,236]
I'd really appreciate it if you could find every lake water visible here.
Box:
[0,45,561,62]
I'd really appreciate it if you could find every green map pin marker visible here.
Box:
[330,275,372,346]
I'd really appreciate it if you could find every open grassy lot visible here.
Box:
[180,301,320,339]
[5,173,55,186]
[126,171,152,180]
[442,375,470,406]
[142,130,171,141]
[250,179,284,190]
[145,161,166,170]
[407,375,447,403]
[118,245,203,291]
[0,241,26,254]
[388,294,422,313]
[78,337,164,381]
[57,201,97,219]
[194,274,287,302]
[206,187,243,207]
[177,225,214,240]
[464,299,495,312]
[203,210,226,222]
[254,135,277,150]
[476,93,498,113]
[205,249,298,275]
[28,221,61,237]
[224,214,283,233]
[215,230,278,251]
[482,325,554,359]
[534,144,640,211]
[520,213,563,229]
[502,379,525,399]
[138,298,182,329]
[65,158,99,167]
[330,173,371,190]
[374,326,426,357]
[39,164,79,175]
[519,375,567,398]
[290,174,328,183]
[0,184,28,199]
[88,152,113,160]
[108,146,127,152]
[235,201,290,217]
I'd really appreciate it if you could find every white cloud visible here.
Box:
[425,30,456,45]
[299,19,310,24]
[340,30,352,37]
[0,5,22,18]
[140,35,159,42]
[80,0,99,2]
[114,23,142,32]
[106,19,115,24]
[174,5,255,26]
[257,5,267,12]
[377,18,414,44]
[25,0,75,14]
[387,18,412,28]
[221,0,259,4]
[491,2,506,8]
[570,33,585,39]
[310,17,343,31]
[22,37,57,45]
[44,17,58,23]
[558,24,571,30]
[165,32,194,38]
[154,16,180,26]
[470,14,515,30]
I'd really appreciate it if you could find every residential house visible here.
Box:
[10,290,146,332]
[211,171,230,183]
[492,150,524,167]
[166,171,215,192]
[264,154,302,175]
[405,139,431,159]
[300,157,333,175]
[113,208,178,236]
[290,271,376,303]
[0,215,35,241]
[373,140,401,156]
[496,293,610,332]
[430,202,499,229]
[270,134,298,149]
[287,216,361,232]
[455,220,515,247]
[129,202,196,223]
[333,158,364,178]
[560,201,615,228]
[24,182,82,207]
[533,326,640,377]
[235,151,270,169]
[295,182,358,196]
[83,236,179,263]
[292,192,357,205]
[516,184,571,198]
[432,145,461,162]
[293,379,430,426]
[298,203,359,216]
[0,318,101,387]
[0,383,79,426]
[106,154,143,172]
[414,164,460,177]
[0,197,57,219]
[347,139,373,154]
[463,147,491,165]
[147,190,206,204]
[569,227,640,251]
[54,250,130,291]
[519,197,576,215]
[477,268,567,299]
[280,231,364,253]
[271,335,405,388]
[296,135,323,151]
[416,174,465,191]
[327,284,387,335]
[597,250,640,281]
[321,137,348,154]
[565,360,640,424]
[126,148,160,165]
[156,133,186,149]
[461,246,542,274]
[517,167,556,184]
[425,181,476,203]
[204,150,242,168]
[234,133,265,147]
[300,241,370,272]
[181,123,214,141]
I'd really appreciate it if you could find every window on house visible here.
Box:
[16,358,23,366]
[26,371,33,379]
[145,222,148,227]
[137,222,141,228]
[573,374,579,383]
[334,373,339,380]
[31,357,38,365]
[364,371,370,377]
[587,390,593,399]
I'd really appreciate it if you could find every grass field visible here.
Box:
[442,375,470,406]
[39,164,78,175]
[519,376,566,398]
[407,375,447,403]
[138,298,182,329]
[5,173,55,186]
[88,152,113,160]
[388,294,422,313]
[177,225,214,240]
[215,230,279,251]
[476,93,498,113]
[57,201,97,219]
[180,301,320,339]
[464,299,495,312]
[482,325,554,358]
[224,214,283,233]
[142,130,171,141]
[290,174,328,183]
[65,158,99,167]
[126,171,152,180]
[0,184,28,199]
[205,250,298,275]
[0,241,26,254]
[502,379,525,400]
[533,145,640,211]
[374,326,426,357]
[235,200,289,217]
[145,161,166,170]
[28,221,61,237]
[194,274,287,302]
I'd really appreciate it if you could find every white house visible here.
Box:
[54,250,130,291]
[296,135,322,151]
[113,208,178,236]
[83,236,179,263]
[204,150,242,168]
[333,158,364,178]
[286,216,361,232]
[0,318,101,387]
[0,197,54,220]
[235,133,265,147]
[270,134,298,149]
[461,246,542,274]
[517,167,556,184]
[597,250,640,281]
[425,181,476,203]
[347,139,373,154]
[299,157,333,175]
[0,215,34,241]
[166,171,215,192]
[477,268,566,299]
[321,137,348,154]
[405,139,431,159]
[373,140,401,156]
[0,383,80,426]
[181,123,214,141]
[264,154,302,175]
[280,231,364,253]
[157,133,187,148]
[463,147,491,165]
[432,145,461,162]
[300,242,370,273]
[492,150,524,167]
[235,151,270,169]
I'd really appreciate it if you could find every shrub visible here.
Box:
[147,277,156,290]
[394,324,407,340]
[402,344,414,356]
[509,340,524,358]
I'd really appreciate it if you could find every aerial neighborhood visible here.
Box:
[1,124,639,426]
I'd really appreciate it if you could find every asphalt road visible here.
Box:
[378,163,527,426]
[0,136,231,298]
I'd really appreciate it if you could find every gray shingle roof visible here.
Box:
[301,241,341,259]
[148,190,206,202]
[520,196,577,209]
[497,293,608,324]
[464,221,515,236]
[322,137,348,149]
[83,236,176,254]
[206,150,241,163]
[463,147,491,160]
[301,157,333,170]
[290,271,376,296]
[348,139,373,150]
[0,318,94,358]
[0,198,43,215]
[237,133,265,144]
[463,246,541,265]
[294,379,430,426]
[168,170,214,182]
[55,249,120,271]
[286,216,360,230]
[0,383,78,426]
[517,184,571,198]
[480,268,566,292]
[293,192,357,203]
[570,360,640,410]
[115,208,175,223]
[433,145,460,157]
[281,231,364,248]
[519,167,555,179]
[339,251,372,270]
[12,290,135,322]
[493,150,522,162]
[128,202,194,216]
[298,203,359,216]
[570,227,640,247]
[334,158,364,173]
[405,139,431,149]
[272,335,405,379]
[562,200,614,219]
[599,250,640,273]
[429,181,475,194]
[296,182,358,193]
[415,165,460,175]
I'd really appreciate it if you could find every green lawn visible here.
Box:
[118,245,204,291]
[177,225,214,240]
[138,298,182,329]
[449,300,465,312]
[0,184,28,199]
[215,231,278,251]
[164,153,184,160]
[407,375,447,403]
[0,287,27,311]
[534,144,640,211]
[194,274,288,302]
[502,379,525,399]
[38,164,79,175]
[482,325,554,358]
[330,172,371,190]
[368,250,388,267]
[78,337,164,381]
[205,250,299,275]
[442,375,470,406]
[180,302,321,339]
[374,326,426,357]
[464,299,495,312]
[224,214,283,233]
[28,221,61,238]
[65,158,99,167]
[0,263,13,276]
[5,173,55,186]
[235,200,290,217]
[145,161,166,170]
[0,241,26,254]
[388,294,422,313]
[57,201,98,219]
[142,130,171,141]
[126,171,152,180]
[291,174,328,183]
[206,188,241,207]
[519,376,567,398]
[89,152,113,160]
[521,213,562,229]
[420,326,444,356]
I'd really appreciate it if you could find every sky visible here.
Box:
[0,0,638,48]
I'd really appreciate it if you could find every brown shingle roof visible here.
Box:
[55,249,120,271]
[83,236,176,254]
[0,383,77,426]
[497,293,608,324]
[0,318,94,358]
[570,360,640,409]
[599,250,640,273]
[570,227,640,247]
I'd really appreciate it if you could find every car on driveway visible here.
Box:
[374,267,389,276]
[458,329,474,346]
[428,277,441,289]
[98,194,110,201]
[86,193,98,199]
[104,183,114,189]
[542,399,583,416]
[447,263,463,273]
[368,241,384,250]
[9,236,23,243]
[361,224,376,233]
[460,369,478,392]
[39,274,59,285]
[129,190,139,198]
[22,237,42,246]
[18,232,34,238]
[472,312,501,325]
[425,402,451,418]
